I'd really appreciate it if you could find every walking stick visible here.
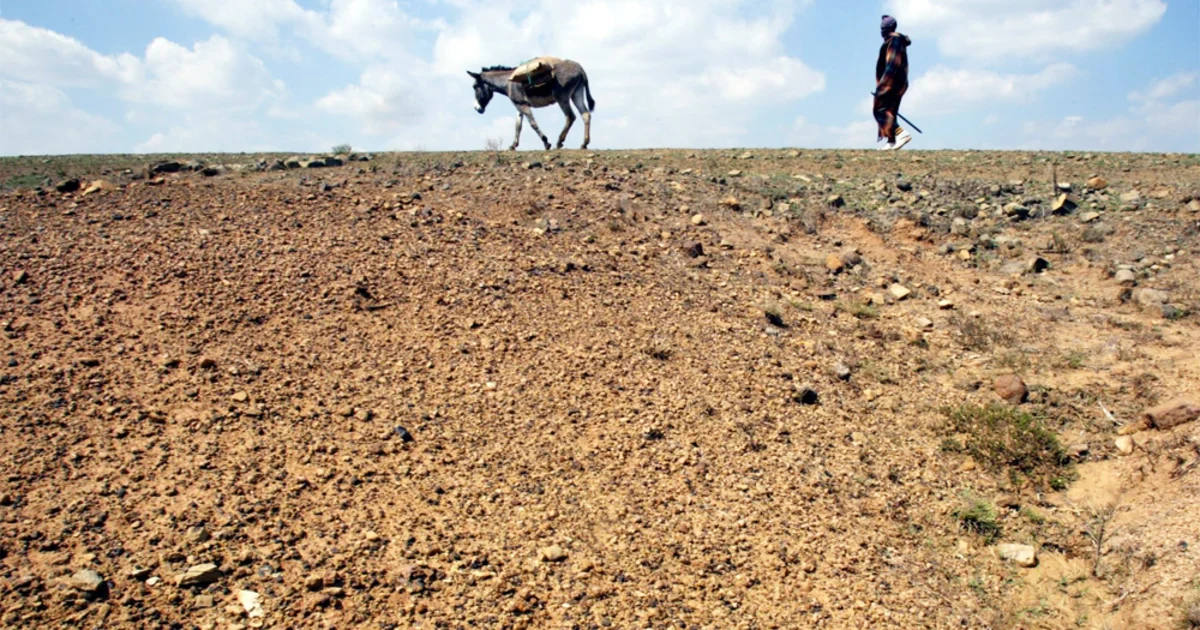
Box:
[870,92,923,134]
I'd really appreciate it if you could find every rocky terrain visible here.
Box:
[1,148,1198,629]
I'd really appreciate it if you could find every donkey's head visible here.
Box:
[467,71,493,114]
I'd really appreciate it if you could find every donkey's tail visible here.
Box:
[584,75,596,112]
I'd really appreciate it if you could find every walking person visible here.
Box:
[874,15,913,151]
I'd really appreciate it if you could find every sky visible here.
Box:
[1,0,1198,155]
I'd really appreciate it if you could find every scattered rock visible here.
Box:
[1119,190,1141,204]
[239,590,265,618]
[825,253,846,273]
[1086,176,1108,191]
[152,161,183,175]
[231,391,249,403]
[13,270,28,285]
[539,545,568,562]
[827,194,845,208]
[68,569,105,594]
[1115,435,1134,456]
[996,543,1038,568]
[682,241,704,258]
[938,299,955,310]
[690,214,706,226]
[176,563,222,587]
[914,317,934,330]
[128,568,152,581]
[199,357,217,369]
[1067,443,1090,459]
[324,156,345,168]
[1189,199,1200,213]
[994,374,1028,404]
[888,284,912,300]
[187,525,211,543]
[82,180,113,196]
[394,426,415,443]
[201,166,224,177]
[833,363,852,381]
[1142,399,1200,430]
[1133,288,1170,308]
[1079,211,1101,223]
[1114,269,1136,284]
[1051,194,1075,214]
[794,385,819,405]
[56,179,82,193]
[194,594,214,609]
[720,196,741,210]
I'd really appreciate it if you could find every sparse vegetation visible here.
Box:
[1082,503,1118,578]
[836,301,879,320]
[949,313,1015,352]
[332,144,353,155]
[953,491,1001,542]
[940,404,1070,489]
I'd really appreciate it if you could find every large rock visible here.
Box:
[152,161,183,174]
[1133,288,1170,308]
[994,374,1028,404]
[997,543,1038,568]
[889,284,912,300]
[68,569,105,594]
[323,156,345,167]
[1086,176,1108,191]
[1142,399,1200,430]
[55,178,82,193]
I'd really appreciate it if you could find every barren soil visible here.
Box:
[1,149,1198,629]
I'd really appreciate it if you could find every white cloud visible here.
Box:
[0,19,141,87]
[884,0,1167,62]
[0,79,119,155]
[1025,73,1200,152]
[903,63,1078,116]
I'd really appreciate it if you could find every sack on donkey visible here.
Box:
[511,57,561,88]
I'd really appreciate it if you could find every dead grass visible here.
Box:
[940,404,1070,490]
[950,313,1015,352]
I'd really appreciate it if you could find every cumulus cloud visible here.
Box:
[883,0,1167,62]
[0,79,119,155]
[902,63,1078,116]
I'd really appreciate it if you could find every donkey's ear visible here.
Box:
[466,70,481,79]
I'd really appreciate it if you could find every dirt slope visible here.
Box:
[1,149,1198,629]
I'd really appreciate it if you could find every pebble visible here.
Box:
[994,374,1028,404]
[1115,436,1134,455]
[690,214,706,226]
[794,385,819,405]
[996,543,1038,568]
[231,391,249,403]
[1079,211,1101,223]
[1133,288,1170,307]
[176,563,222,587]
[68,569,104,593]
[938,299,955,310]
[540,545,568,562]
[195,594,215,608]
[915,317,934,330]
[888,284,912,300]
[827,194,845,208]
[833,363,852,381]
[13,270,28,285]
[239,590,265,618]
[682,241,704,258]
[1114,269,1136,284]
[1086,176,1108,190]
[394,426,415,442]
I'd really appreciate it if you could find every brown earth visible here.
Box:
[1,149,1198,629]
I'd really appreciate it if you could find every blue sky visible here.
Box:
[1,0,1197,155]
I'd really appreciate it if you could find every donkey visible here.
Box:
[467,59,595,151]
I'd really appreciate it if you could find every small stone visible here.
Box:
[1188,199,1200,212]
[176,563,222,587]
[539,545,568,562]
[56,178,82,193]
[1029,257,1050,273]
[364,531,380,542]
[1067,443,1090,459]
[231,391,249,403]
[13,270,28,285]
[825,253,845,273]
[915,317,934,330]
[1119,190,1141,204]
[187,525,211,543]
[690,214,706,226]
[1142,399,1200,430]
[833,363,852,381]
[79,357,101,368]
[827,194,845,208]
[1079,211,1101,224]
[198,357,217,369]
[938,299,955,310]
[1133,288,1170,308]
[720,196,741,210]
[888,284,912,300]
[336,406,354,417]
[1056,182,1073,193]
[994,374,1028,404]
[354,409,372,422]
[997,543,1038,568]
[239,590,265,618]
[195,594,215,608]
[682,241,704,258]
[68,569,104,594]
[1115,436,1134,455]
[794,385,819,405]
[146,576,162,586]
[1114,269,1136,284]
[394,426,415,442]
[1052,194,1075,213]
[128,568,152,581]
[1086,177,1108,191]
[727,169,742,177]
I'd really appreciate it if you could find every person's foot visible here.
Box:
[895,129,912,150]
[878,141,896,151]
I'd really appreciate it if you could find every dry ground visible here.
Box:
[1,149,1198,629]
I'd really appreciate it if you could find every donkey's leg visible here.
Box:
[510,112,523,151]
[555,99,576,150]
[571,89,591,150]
[518,104,552,150]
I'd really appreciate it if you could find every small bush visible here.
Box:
[953,492,1001,541]
[836,301,879,320]
[941,404,1070,490]
[332,144,353,155]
